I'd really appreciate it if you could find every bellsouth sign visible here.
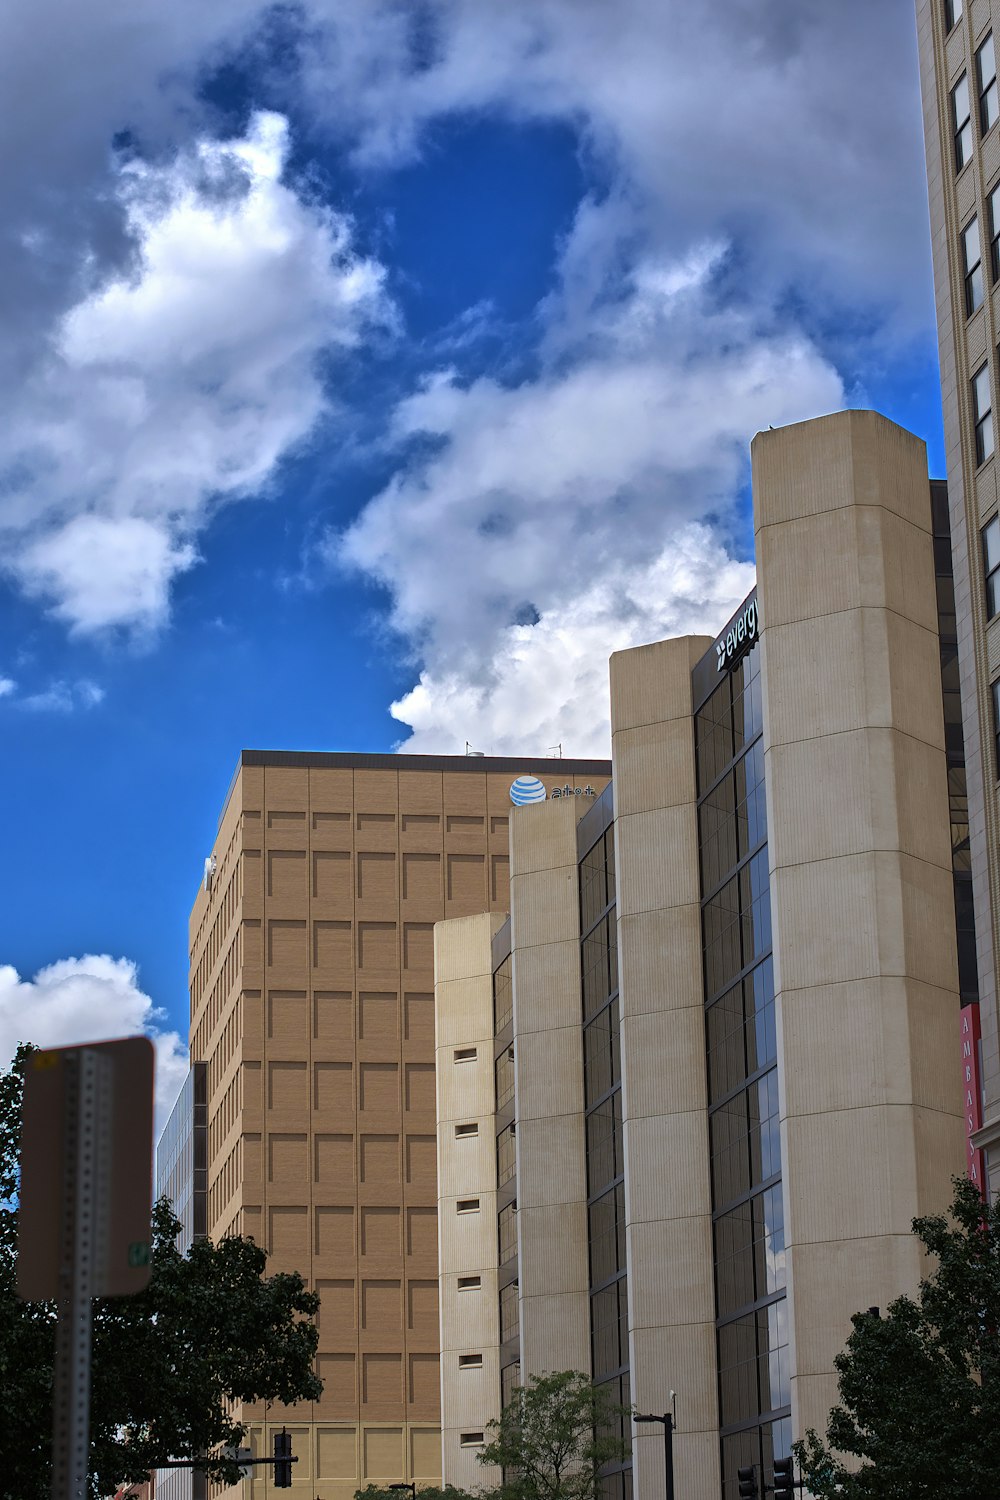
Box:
[715,597,759,673]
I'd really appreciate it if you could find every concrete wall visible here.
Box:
[610,635,721,1500]
[434,911,505,1492]
[509,798,592,1379]
[753,408,967,1442]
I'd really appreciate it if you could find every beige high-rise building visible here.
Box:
[434,411,968,1500]
[188,752,609,1498]
[915,0,1000,1193]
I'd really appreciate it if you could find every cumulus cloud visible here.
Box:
[391,525,756,755]
[1,110,391,636]
[296,0,930,335]
[0,955,188,1137]
[0,677,15,699]
[338,250,844,750]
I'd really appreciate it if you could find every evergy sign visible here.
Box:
[715,597,759,673]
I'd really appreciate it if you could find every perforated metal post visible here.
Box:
[51,1048,112,1500]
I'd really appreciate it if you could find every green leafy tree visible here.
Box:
[478,1370,630,1500]
[0,1043,322,1498]
[795,1175,1000,1500]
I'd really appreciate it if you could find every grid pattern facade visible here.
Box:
[189,754,608,1495]
[579,799,632,1500]
[694,624,790,1499]
[917,0,1000,1188]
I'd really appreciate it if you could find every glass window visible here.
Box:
[497,1122,516,1187]
[493,956,512,1034]
[498,1202,518,1265]
[993,679,1000,777]
[964,216,984,314]
[973,364,994,464]
[954,73,973,169]
[979,34,998,134]
[945,0,963,31]
[586,1092,623,1196]
[495,1045,515,1111]
[990,186,1000,283]
[984,515,1000,617]
[499,1280,519,1342]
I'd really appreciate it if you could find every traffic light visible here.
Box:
[737,1465,758,1499]
[772,1456,795,1500]
[274,1428,293,1488]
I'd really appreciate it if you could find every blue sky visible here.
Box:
[0,0,948,1123]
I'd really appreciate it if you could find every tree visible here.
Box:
[795,1175,1000,1500]
[478,1370,630,1500]
[0,1043,322,1498]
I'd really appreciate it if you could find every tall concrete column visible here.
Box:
[610,635,720,1500]
[434,912,506,1491]
[509,798,592,1378]
[753,409,967,1443]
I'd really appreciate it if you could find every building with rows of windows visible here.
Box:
[915,0,1000,1199]
[433,409,968,1500]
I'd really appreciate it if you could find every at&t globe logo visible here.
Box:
[509,775,547,806]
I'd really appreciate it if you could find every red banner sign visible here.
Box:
[960,1004,985,1192]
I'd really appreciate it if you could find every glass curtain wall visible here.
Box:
[694,616,791,1498]
[931,479,980,1004]
[579,794,632,1500]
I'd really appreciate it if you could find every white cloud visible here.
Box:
[19,678,105,713]
[1,110,392,636]
[0,677,15,699]
[391,525,757,756]
[296,0,930,333]
[338,253,843,750]
[0,955,188,1137]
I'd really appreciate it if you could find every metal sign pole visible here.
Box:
[51,1049,112,1500]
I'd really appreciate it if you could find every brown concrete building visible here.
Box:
[188,752,609,1498]
[434,411,968,1500]
[915,0,1000,1193]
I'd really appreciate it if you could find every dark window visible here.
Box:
[990,185,1000,283]
[495,1045,515,1111]
[591,1278,629,1380]
[501,1362,521,1409]
[498,1202,517,1265]
[582,914,618,1017]
[984,515,1000,617]
[584,999,621,1107]
[586,1091,623,1197]
[973,364,994,464]
[499,1280,519,1342]
[993,679,1000,777]
[979,33,998,134]
[954,73,973,168]
[964,216,984,314]
[588,1182,626,1287]
[945,0,963,31]
[493,955,512,1033]
[497,1122,516,1187]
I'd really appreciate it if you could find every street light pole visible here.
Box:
[634,1406,675,1500]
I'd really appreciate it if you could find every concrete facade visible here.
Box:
[753,410,967,1443]
[189,752,609,1498]
[610,637,720,1500]
[434,411,968,1500]
[915,0,1000,1195]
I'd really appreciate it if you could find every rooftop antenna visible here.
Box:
[545,744,563,758]
[465,741,486,757]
